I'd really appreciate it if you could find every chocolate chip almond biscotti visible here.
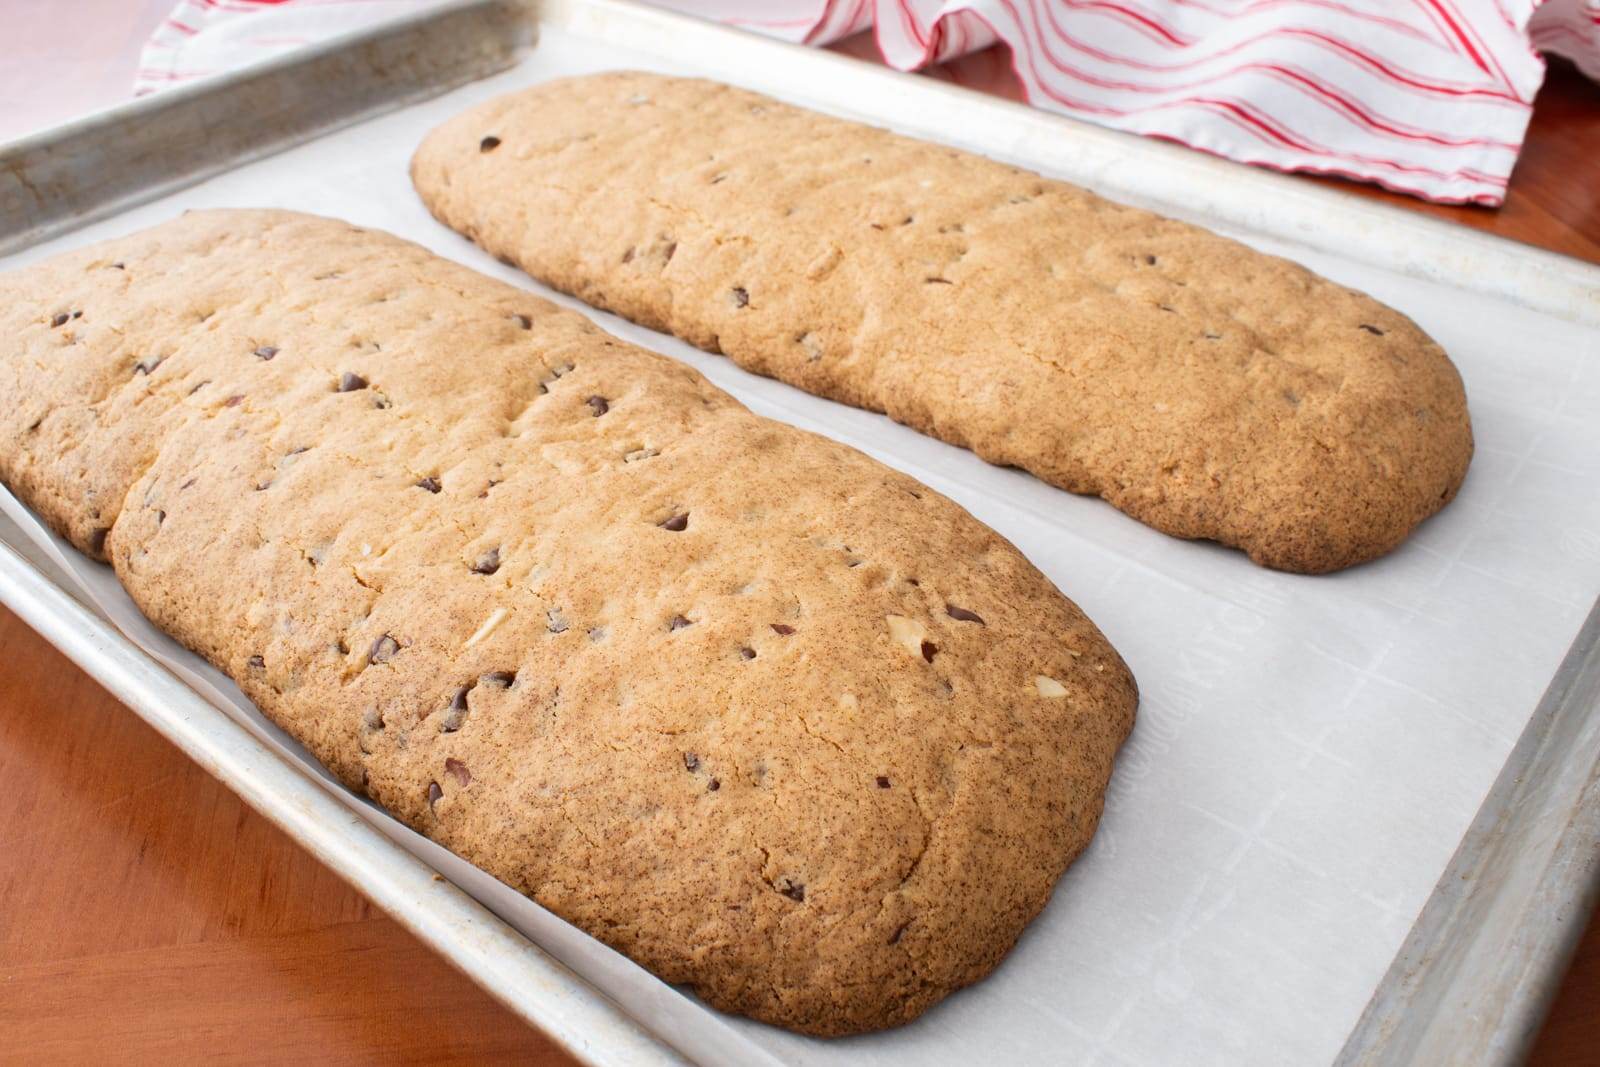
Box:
[411,72,1474,574]
[0,210,1136,1036]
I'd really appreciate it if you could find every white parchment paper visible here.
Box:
[4,23,1599,1067]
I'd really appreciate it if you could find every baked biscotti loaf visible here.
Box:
[0,209,1136,1036]
[411,71,1474,574]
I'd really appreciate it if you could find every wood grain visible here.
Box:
[0,6,1597,1063]
[1528,908,1600,1066]
[0,607,572,1066]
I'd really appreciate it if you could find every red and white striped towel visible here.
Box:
[137,0,450,91]
[138,0,1599,205]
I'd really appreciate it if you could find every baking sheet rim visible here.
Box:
[1,1,1597,1063]
[0,535,685,1067]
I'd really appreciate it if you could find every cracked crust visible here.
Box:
[411,71,1474,573]
[0,210,1137,1035]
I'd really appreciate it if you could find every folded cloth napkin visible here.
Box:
[138,0,1599,205]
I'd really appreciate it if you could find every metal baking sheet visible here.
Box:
[0,523,686,1067]
[2,2,1598,1064]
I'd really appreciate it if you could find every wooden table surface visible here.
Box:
[2,4,1598,1063]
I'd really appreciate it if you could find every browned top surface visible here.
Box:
[413,71,1473,574]
[0,209,1134,1036]
[0,5,1596,1061]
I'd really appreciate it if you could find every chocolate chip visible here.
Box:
[1157,304,1176,313]
[415,476,442,494]
[945,603,985,625]
[669,614,693,631]
[658,512,688,532]
[511,313,531,329]
[480,135,501,152]
[248,655,265,669]
[1145,254,1158,265]
[369,634,399,664]
[730,287,749,308]
[770,623,795,635]
[445,757,471,786]
[586,395,609,417]
[888,922,909,945]
[777,878,805,902]
[547,608,569,634]
[480,670,516,688]
[1359,323,1385,335]
[338,371,367,392]
[707,778,721,792]
[471,546,500,575]
[662,241,677,262]
[111,262,124,270]
[920,640,938,663]
[50,312,70,328]
[924,277,953,285]
[426,781,443,808]
[253,346,278,360]
[739,647,756,660]
[683,752,700,772]
[876,775,891,788]
[224,394,245,407]
[448,684,473,712]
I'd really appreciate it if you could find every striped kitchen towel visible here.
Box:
[139,0,1599,205]
[136,0,449,92]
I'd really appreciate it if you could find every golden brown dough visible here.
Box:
[412,71,1473,573]
[0,209,1136,1035]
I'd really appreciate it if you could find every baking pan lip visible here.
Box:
[1,0,1597,1063]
